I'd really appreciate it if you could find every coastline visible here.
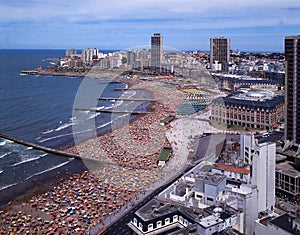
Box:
[1,70,190,234]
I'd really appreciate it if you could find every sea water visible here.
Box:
[0,49,151,204]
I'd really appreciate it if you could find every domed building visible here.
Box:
[210,89,284,130]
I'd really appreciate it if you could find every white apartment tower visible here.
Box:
[240,133,276,213]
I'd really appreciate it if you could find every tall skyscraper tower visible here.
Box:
[240,133,275,213]
[210,37,230,71]
[151,33,163,73]
[285,35,300,148]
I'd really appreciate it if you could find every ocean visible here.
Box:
[0,49,151,205]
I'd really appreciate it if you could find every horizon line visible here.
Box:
[0,48,284,53]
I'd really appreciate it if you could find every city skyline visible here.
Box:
[0,0,299,51]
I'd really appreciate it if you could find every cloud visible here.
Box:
[1,0,300,23]
[0,0,299,50]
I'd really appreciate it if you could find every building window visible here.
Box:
[165,218,170,225]
[133,218,137,225]
[179,216,184,223]
[157,221,162,228]
[173,215,178,222]
[207,197,214,201]
[139,222,143,230]
[184,219,188,226]
[148,224,153,231]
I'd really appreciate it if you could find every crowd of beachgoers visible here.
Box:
[0,78,192,234]
[0,171,141,234]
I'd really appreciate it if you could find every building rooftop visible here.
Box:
[213,95,284,109]
[198,214,223,228]
[197,172,226,186]
[135,198,208,222]
[174,181,192,197]
[135,198,238,229]
[214,163,250,175]
[276,161,300,177]
[255,131,283,144]
[258,216,276,227]
[269,214,300,235]
[218,76,279,85]
[136,198,179,221]
[218,228,244,235]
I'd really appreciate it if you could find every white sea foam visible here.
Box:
[42,129,55,135]
[55,123,73,131]
[97,121,112,129]
[0,139,13,146]
[80,110,90,114]
[95,106,105,110]
[0,152,11,159]
[11,154,47,167]
[39,133,74,143]
[114,113,129,120]
[87,113,101,120]
[0,183,18,191]
[26,147,33,150]
[114,100,123,107]
[24,158,74,180]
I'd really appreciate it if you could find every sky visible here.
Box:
[0,0,299,51]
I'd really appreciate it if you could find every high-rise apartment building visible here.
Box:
[65,49,76,57]
[151,33,163,73]
[284,35,300,147]
[210,37,230,71]
[240,133,276,213]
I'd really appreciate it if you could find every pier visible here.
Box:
[97,97,157,102]
[113,88,143,91]
[75,108,150,114]
[0,133,147,169]
[98,81,122,84]
[20,70,39,75]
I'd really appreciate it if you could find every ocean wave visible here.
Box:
[42,129,55,135]
[87,112,101,120]
[39,132,74,143]
[95,106,105,110]
[104,106,113,110]
[97,121,112,129]
[24,158,74,180]
[55,123,74,131]
[79,110,90,114]
[114,100,124,107]
[113,113,129,120]
[0,183,18,191]
[0,139,13,146]
[0,152,12,159]
[11,154,47,167]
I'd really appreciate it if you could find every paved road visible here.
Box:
[102,166,192,235]
[98,134,239,235]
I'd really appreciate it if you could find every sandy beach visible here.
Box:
[0,77,223,234]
